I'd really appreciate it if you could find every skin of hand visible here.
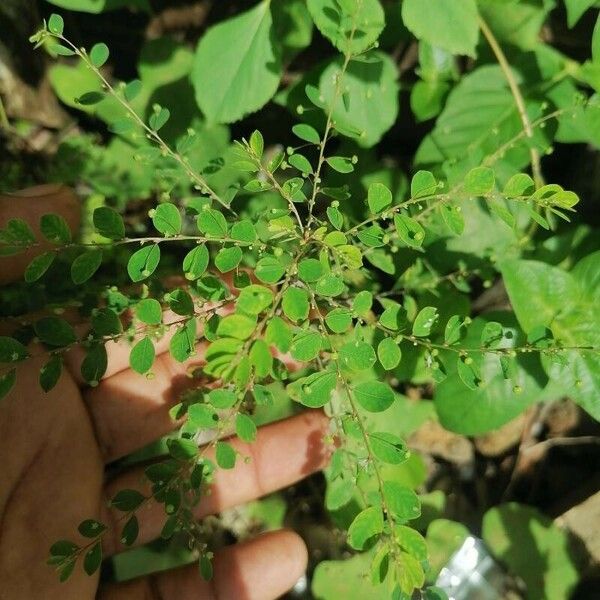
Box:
[0,186,330,600]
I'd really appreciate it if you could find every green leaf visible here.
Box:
[292,123,320,144]
[216,441,237,469]
[367,182,392,214]
[136,298,162,325]
[291,330,322,361]
[265,316,292,352]
[353,380,394,412]
[383,481,421,521]
[24,252,55,282]
[339,341,376,372]
[483,503,580,600]
[456,355,481,390]
[230,220,257,244]
[249,130,264,158]
[235,413,257,442]
[217,314,256,340]
[77,91,105,105]
[81,343,108,385]
[168,289,194,316]
[188,404,218,429]
[237,285,274,315]
[380,303,407,331]
[255,255,285,283]
[298,258,323,283]
[402,0,479,57]
[149,106,170,131]
[288,370,337,407]
[463,166,495,195]
[282,287,310,322]
[326,156,354,173]
[481,321,503,348]
[412,307,439,337]
[440,203,465,235]
[215,246,243,272]
[92,308,121,336]
[315,273,345,297]
[565,0,596,27]
[120,515,139,546]
[170,320,196,362]
[347,506,384,550]
[35,316,76,347]
[192,0,282,123]
[208,388,237,408]
[307,0,385,54]
[0,336,29,363]
[352,291,373,316]
[40,213,71,244]
[394,214,425,248]
[319,52,399,147]
[197,209,228,237]
[83,542,102,576]
[289,153,314,174]
[444,315,463,346]
[127,244,160,282]
[183,244,209,281]
[78,519,107,538]
[89,42,109,67]
[40,356,62,392]
[48,13,64,35]
[129,336,155,374]
[93,206,125,240]
[152,204,181,236]
[504,173,535,198]
[369,432,408,464]
[71,249,102,284]
[377,337,401,371]
[325,308,353,333]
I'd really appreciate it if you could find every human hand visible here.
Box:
[0,186,330,600]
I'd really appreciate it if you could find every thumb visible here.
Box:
[0,184,81,285]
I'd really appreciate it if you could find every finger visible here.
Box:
[84,338,211,462]
[0,184,80,285]
[99,529,307,600]
[101,410,330,556]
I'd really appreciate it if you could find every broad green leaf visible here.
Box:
[347,507,384,550]
[282,287,310,322]
[91,308,121,336]
[48,13,64,35]
[127,244,160,282]
[265,316,292,352]
[40,356,62,392]
[151,204,181,236]
[367,182,392,214]
[377,337,401,371]
[136,298,162,325]
[402,0,479,57]
[170,320,196,362]
[34,317,77,347]
[83,542,102,576]
[25,252,55,282]
[40,213,71,244]
[217,314,256,340]
[564,0,596,27]
[298,258,323,283]
[292,123,320,144]
[81,344,108,384]
[352,291,373,316]
[325,308,353,333]
[412,307,438,337]
[168,289,194,316]
[369,431,407,464]
[192,1,282,123]
[483,503,580,600]
[339,341,376,371]
[411,170,437,198]
[93,206,125,240]
[315,273,345,297]
[255,255,285,283]
[288,153,313,174]
[197,209,228,237]
[319,52,399,147]
[326,156,354,173]
[353,380,395,412]
[291,330,322,361]
[215,246,242,272]
[71,249,102,284]
[183,245,209,280]
[129,336,155,374]
[394,214,425,248]
[216,441,237,469]
[288,370,337,407]
[0,337,29,363]
[207,389,237,409]
[463,166,495,195]
[383,481,421,521]
[235,413,257,442]
[307,0,385,54]
[237,285,274,315]
[230,220,257,244]
[89,43,110,68]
